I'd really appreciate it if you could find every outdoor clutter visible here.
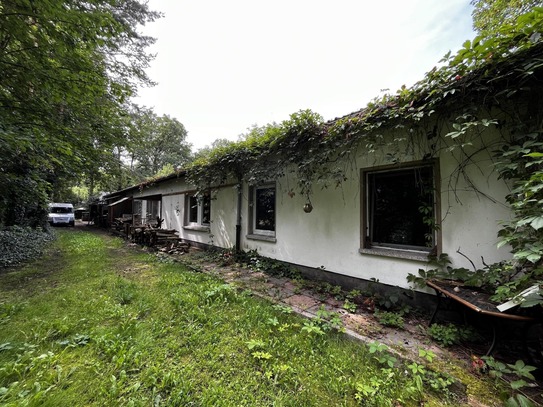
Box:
[110,216,190,254]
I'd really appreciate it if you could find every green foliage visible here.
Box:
[375,310,404,329]
[497,134,543,264]
[0,0,159,227]
[471,0,541,36]
[482,356,538,406]
[342,299,357,313]
[234,249,301,279]
[126,108,192,180]
[0,226,56,268]
[183,8,543,204]
[361,342,456,405]
[408,250,543,306]
[302,305,345,335]
[0,229,480,406]
[427,323,472,347]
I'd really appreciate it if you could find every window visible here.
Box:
[145,199,161,224]
[362,163,438,256]
[249,184,276,238]
[185,193,210,227]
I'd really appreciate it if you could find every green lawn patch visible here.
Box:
[0,229,499,406]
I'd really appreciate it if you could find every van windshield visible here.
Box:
[50,207,73,214]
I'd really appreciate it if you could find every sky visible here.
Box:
[135,0,475,151]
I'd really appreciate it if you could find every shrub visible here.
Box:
[0,226,56,268]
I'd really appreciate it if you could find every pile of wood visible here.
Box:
[158,239,190,255]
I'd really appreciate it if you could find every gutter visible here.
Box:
[235,175,242,253]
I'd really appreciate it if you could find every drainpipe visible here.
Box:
[235,175,242,253]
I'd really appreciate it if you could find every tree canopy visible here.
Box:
[0,0,160,226]
[127,108,192,179]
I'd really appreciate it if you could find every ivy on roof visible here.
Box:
[184,8,543,197]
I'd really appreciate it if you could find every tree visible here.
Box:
[193,138,236,161]
[471,0,541,35]
[0,0,160,226]
[128,108,192,179]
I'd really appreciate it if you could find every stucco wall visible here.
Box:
[128,127,512,291]
[237,127,512,290]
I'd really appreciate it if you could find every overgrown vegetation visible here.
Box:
[0,226,56,268]
[176,9,543,307]
[0,0,160,227]
[0,230,506,406]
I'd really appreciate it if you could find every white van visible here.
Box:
[48,203,75,227]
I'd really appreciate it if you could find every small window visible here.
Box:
[362,164,437,254]
[185,193,211,227]
[250,184,276,237]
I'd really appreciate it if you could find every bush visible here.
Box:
[0,226,56,268]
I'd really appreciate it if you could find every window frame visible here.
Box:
[247,183,276,241]
[360,161,440,260]
[184,192,211,229]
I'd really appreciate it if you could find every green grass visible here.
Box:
[0,229,495,406]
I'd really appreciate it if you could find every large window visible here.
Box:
[362,163,437,255]
[185,193,210,227]
[250,184,276,238]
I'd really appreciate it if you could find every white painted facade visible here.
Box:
[120,125,512,291]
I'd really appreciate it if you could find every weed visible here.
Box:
[245,339,265,350]
[57,333,91,348]
[113,278,138,305]
[0,303,23,324]
[251,351,272,361]
[342,299,357,313]
[234,249,301,279]
[0,229,503,406]
[346,289,362,300]
[482,356,538,406]
[427,323,471,346]
[271,304,293,314]
[375,310,404,328]
[368,341,398,368]
[204,283,236,303]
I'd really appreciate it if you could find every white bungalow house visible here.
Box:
[104,38,543,302]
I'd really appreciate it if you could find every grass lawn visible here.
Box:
[0,229,501,406]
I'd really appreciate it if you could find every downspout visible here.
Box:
[235,174,242,253]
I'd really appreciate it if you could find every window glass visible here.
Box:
[201,195,211,225]
[367,166,434,250]
[186,193,211,226]
[51,207,72,214]
[188,196,198,223]
[255,186,275,232]
[147,200,160,219]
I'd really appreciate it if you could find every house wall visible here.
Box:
[127,126,512,292]
[131,176,238,248]
[237,127,512,291]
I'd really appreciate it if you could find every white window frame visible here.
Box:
[185,193,210,228]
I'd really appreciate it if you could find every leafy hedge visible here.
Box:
[0,226,56,268]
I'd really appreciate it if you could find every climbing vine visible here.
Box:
[186,9,543,195]
[182,9,543,304]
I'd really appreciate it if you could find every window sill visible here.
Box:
[183,225,210,232]
[359,246,431,262]
[246,233,277,243]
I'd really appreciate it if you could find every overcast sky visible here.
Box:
[135,0,475,151]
